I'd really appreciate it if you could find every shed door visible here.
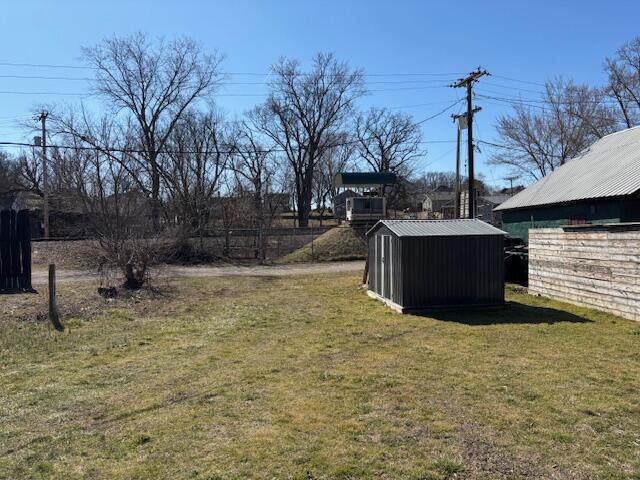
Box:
[379,235,392,299]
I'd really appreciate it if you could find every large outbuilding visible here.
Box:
[495,126,640,243]
[366,219,506,313]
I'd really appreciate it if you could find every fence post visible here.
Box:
[311,227,314,261]
[48,264,64,331]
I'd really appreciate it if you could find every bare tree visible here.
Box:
[491,79,617,181]
[0,152,21,194]
[604,36,640,128]
[81,33,224,230]
[230,121,279,260]
[355,107,423,189]
[251,53,365,227]
[13,149,42,195]
[313,139,354,224]
[417,171,458,192]
[53,116,158,288]
[162,110,230,244]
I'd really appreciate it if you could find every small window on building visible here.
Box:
[589,204,596,215]
[364,199,371,210]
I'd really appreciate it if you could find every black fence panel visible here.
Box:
[0,209,32,293]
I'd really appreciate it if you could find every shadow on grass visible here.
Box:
[419,301,593,326]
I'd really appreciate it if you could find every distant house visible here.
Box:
[495,126,640,242]
[422,185,456,219]
[264,192,292,213]
[0,190,38,211]
[476,195,511,227]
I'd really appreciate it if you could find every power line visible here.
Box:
[390,99,464,109]
[476,91,623,106]
[0,61,557,90]
[0,62,93,70]
[0,90,92,96]
[0,74,458,86]
[481,81,546,95]
[0,137,456,156]
[477,139,565,159]
[415,99,466,125]
[0,61,464,77]
[491,75,546,87]
[0,84,455,98]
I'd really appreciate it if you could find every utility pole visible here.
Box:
[452,109,480,219]
[454,118,461,219]
[452,114,462,219]
[38,111,49,239]
[504,175,518,196]
[451,68,489,219]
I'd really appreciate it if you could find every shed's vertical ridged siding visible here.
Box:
[369,227,504,309]
[529,228,640,321]
[401,235,504,308]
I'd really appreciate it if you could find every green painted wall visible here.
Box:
[501,197,640,243]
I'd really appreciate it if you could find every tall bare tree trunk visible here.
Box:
[151,160,161,232]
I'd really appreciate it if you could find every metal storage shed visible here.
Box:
[366,219,506,313]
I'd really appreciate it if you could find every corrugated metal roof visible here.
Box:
[495,125,640,211]
[367,219,506,237]
[333,172,397,187]
[481,195,511,206]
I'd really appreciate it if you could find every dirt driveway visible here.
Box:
[31,261,366,285]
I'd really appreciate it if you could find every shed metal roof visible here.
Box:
[367,219,506,237]
[495,125,640,211]
[333,172,397,187]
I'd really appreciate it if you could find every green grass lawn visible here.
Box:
[1,273,640,479]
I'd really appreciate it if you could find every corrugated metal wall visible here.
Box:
[367,226,403,305]
[500,197,640,243]
[400,235,504,308]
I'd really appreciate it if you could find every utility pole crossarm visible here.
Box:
[450,68,489,219]
[450,68,490,89]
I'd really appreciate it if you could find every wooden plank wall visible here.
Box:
[0,209,32,292]
[528,228,640,321]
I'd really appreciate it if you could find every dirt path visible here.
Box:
[31,261,366,285]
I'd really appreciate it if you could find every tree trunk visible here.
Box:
[151,159,161,232]
[296,189,310,228]
[124,262,145,289]
[298,167,315,228]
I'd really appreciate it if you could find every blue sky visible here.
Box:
[1,0,639,188]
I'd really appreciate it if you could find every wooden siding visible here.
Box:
[0,209,32,292]
[401,235,504,308]
[529,228,640,321]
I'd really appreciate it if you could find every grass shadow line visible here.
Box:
[414,301,593,325]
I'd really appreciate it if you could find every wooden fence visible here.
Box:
[529,226,640,321]
[0,209,32,292]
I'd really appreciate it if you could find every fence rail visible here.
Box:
[30,225,335,263]
[0,209,32,292]
[31,226,335,242]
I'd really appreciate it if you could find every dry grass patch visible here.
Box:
[277,226,367,263]
[1,273,639,479]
